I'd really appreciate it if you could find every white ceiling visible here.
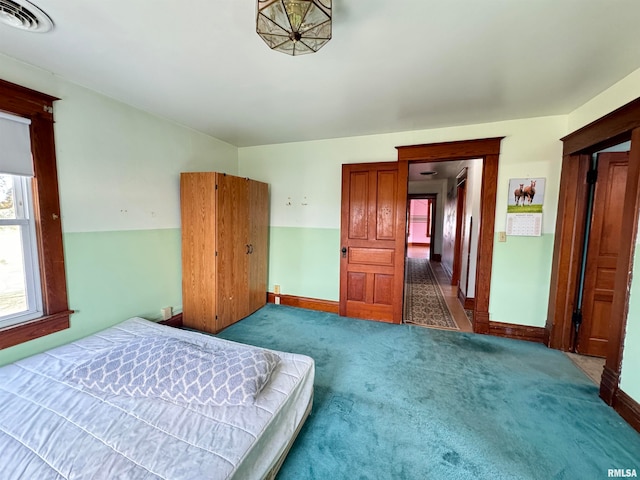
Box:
[1,0,639,147]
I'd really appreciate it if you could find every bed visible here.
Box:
[0,317,315,479]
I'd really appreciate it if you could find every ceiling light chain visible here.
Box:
[256,0,332,56]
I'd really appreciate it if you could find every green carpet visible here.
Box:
[217,304,640,480]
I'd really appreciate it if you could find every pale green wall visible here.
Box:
[567,66,640,404]
[1,229,182,363]
[269,227,340,300]
[621,242,640,401]
[490,234,555,326]
[239,115,566,326]
[0,54,237,365]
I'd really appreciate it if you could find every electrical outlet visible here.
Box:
[498,231,507,242]
[274,284,281,294]
[275,296,281,305]
[161,306,173,320]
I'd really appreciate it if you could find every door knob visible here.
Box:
[341,247,347,258]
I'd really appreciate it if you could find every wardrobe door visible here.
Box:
[248,180,269,313]
[180,172,217,332]
[216,174,250,329]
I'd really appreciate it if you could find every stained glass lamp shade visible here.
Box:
[256,0,332,56]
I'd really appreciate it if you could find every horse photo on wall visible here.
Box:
[507,177,545,213]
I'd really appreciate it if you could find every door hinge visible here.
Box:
[215,251,218,257]
[215,184,218,190]
[586,169,597,185]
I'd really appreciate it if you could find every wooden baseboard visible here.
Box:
[456,287,475,310]
[267,293,339,314]
[473,310,490,334]
[600,366,620,405]
[613,389,640,434]
[159,313,183,328]
[432,253,442,262]
[488,321,546,343]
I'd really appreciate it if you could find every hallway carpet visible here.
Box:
[404,257,458,329]
[217,304,640,480]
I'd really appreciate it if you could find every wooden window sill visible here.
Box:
[0,310,73,350]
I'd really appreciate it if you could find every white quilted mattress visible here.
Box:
[0,318,315,480]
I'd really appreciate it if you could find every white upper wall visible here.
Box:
[0,53,238,233]
[239,115,566,235]
[568,67,640,132]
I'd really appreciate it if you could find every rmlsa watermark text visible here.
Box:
[608,469,638,478]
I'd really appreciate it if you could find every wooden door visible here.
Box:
[216,174,250,329]
[577,152,629,357]
[248,179,269,314]
[451,179,466,286]
[339,162,407,323]
[180,172,217,332]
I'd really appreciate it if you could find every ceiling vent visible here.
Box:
[0,0,53,32]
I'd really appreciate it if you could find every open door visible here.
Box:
[576,151,629,357]
[339,162,407,323]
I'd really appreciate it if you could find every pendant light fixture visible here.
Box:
[256,0,331,56]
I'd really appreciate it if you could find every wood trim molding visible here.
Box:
[158,313,184,328]
[600,366,620,405]
[0,78,71,349]
[397,137,503,336]
[267,293,339,314]
[457,286,466,307]
[0,311,71,350]
[0,79,57,120]
[613,388,640,434]
[489,321,546,344]
[546,154,590,350]
[457,287,475,310]
[561,96,640,155]
[396,137,504,162]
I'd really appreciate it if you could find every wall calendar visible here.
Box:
[506,177,545,237]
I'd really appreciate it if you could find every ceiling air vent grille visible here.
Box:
[0,0,53,32]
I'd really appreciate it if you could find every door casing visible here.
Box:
[546,96,640,406]
[396,138,503,334]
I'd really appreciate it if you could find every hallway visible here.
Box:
[406,245,473,332]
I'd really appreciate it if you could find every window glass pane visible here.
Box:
[0,174,16,220]
[0,225,28,317]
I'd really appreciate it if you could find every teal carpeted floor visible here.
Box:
[217,304,640,480]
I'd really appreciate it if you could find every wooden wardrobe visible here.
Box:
[180,172,268,333]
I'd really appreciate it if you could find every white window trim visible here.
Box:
[0,176,43,329]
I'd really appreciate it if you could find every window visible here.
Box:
[0,174,43,326]
[0,79,71,349]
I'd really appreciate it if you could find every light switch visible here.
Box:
[498,231,507,242]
